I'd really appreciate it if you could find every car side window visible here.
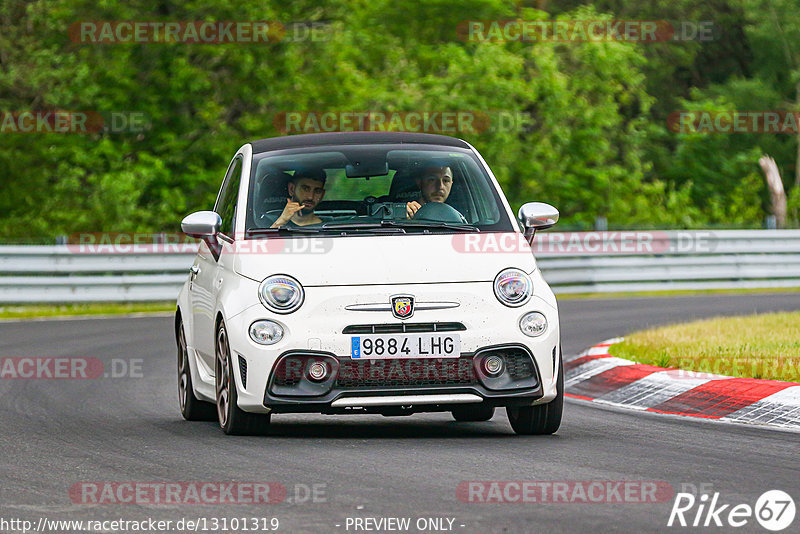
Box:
[216,156,243,238]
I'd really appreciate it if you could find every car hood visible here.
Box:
[233,232,537,286]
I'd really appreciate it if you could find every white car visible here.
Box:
[175,132,562,435]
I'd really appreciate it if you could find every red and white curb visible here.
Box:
[565,338,800,429]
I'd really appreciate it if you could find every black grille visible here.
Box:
[507,351,535,379]
[272,357,303,387]
[480,347,536,380]
[269,347,537,392]
[238,355,248,388]
[342,322,466,334]
[335,357,477,388]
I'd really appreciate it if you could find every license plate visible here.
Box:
[350,333,461,359]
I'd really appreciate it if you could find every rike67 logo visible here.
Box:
[668,489,795,531]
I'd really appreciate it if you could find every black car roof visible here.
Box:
[250,132,471,154]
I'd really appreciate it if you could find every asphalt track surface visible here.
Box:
[1,293,799,534]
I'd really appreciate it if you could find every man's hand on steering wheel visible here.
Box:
[406,201,422,218]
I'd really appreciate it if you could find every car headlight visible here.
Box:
[493,268,532,307]
[249,320,284,345]
[519,312,547,337]
[259,275,304,314]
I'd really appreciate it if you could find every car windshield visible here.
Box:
[244,143,513,236]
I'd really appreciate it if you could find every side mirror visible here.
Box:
[182,211,223,260]
[181,211,222,238]
[518,202,559,230]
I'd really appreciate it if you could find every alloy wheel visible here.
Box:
[215,326,231,427]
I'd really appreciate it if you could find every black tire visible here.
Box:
[177,318,217,421]
[506,350,563,435]
[451,404,495,422]
[215,322,271,435]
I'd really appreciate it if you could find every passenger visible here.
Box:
[405,165,453,218]
[270,169,326,227]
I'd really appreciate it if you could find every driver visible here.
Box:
[405,165,453,218]
[270,169,326,227]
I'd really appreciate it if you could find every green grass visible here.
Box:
[610,311,800,382]
[556,286,800,300]
[0,302,175,319]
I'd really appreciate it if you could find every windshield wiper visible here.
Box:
[246,226,322,236]
[323,220,478,232]
[380,220,480,232]
[250,221,478,235]
[320,222,406,233]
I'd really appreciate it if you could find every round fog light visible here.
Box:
[249,320,284,345]
[307,361,328,381]
[519,312,547,337]
[483,355,505,376]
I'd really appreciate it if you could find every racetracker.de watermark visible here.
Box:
[277,357,476,382]
[451,231,718,255]
[0,111,150,134]
[66,233,333,254]
[0,358,142,379]
[458,20,714,42]
[665,358,800,382]
[668,111,800,134]
[457,481,674,503]
[69,482,287,505]
[69,21,331,43]
[274,111,493,135]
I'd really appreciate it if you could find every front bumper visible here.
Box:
[221,278,560,414]
[263,389,545,415]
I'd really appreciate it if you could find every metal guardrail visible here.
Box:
[1,230,799,302]
[0,245,193,303]
[534,230,800,293]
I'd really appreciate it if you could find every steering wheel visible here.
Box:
[258,209,286,227]
[413,202,467,224]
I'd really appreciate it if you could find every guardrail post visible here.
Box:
[765,215,777,230]
[594,216,608,231]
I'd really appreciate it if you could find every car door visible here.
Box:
[190,155,243,370]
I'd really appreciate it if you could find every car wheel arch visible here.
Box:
[174,308,182,341]
[215,311,225,332]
